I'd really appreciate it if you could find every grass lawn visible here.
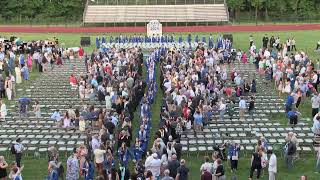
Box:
[1,30,320,179]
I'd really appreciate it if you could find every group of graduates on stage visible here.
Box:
[95,34,233,50]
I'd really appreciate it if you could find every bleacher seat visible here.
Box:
[84,4,229,23]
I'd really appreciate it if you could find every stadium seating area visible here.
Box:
[84,4,229,23]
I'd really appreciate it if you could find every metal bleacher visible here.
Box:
[83,0,229,24]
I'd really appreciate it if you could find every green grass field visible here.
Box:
[1,30,320,179]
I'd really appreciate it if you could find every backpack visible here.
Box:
[11,144,16,154]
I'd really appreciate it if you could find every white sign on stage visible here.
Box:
[147,20,162,37]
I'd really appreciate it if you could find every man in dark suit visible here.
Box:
[262,34,269,48]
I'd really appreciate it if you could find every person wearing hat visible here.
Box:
[14,138,24,168]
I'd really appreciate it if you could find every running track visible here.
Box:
[0,24,320,33]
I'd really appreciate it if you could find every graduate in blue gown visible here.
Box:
[225,39,232,51]
[195,35,199,43]
[101,36,106,44]
[178,36,183,44]
[109,36,113,44]
[95,36,100,49]
[208,35,214,49]
[217,35,223,49]
[170,34,174,43]
[187,34,192,44]
[202,36,206,44]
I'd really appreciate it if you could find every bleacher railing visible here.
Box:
[88,0,225,5]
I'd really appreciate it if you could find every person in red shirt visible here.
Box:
[104,64,112,76]
[78,46,84,60]
[56,55,63,67]
[182,104,190,119]
[69,74,78,86]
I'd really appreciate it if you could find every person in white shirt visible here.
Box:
[312,114,320,135]
[50,109,61,127]
[267,149,277,180]
[200,156,213,174]
[93,145,106,176]
[145,153,161,179]
[234,74,242,86]
[239,97,247,121]
[0,100,7,121]
[250,43,256,52]
[291,37,296,51]
[14,138,24,168]
[311,94,320,118]
[219,101,226,120]
[316,147,320,173]
[91,135,100,152]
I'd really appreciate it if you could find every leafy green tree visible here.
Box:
[227,0,244,20]
[249,0,265,23]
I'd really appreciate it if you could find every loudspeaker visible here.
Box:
[223,34,233,42]
[80,37,91,46]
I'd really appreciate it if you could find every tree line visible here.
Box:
[0,0,85,23]
[228,0,320,21]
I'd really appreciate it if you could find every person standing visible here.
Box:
[248,96,255,119]
[249,147,263,180]
[14,138,24,168]
[0,100,7,121]
[193,109,203,131]
[201,169,212,180]
[312,72,318,92]
[168,154,180,178]
[78,46,84,60]
[15,66,22,84]
[66,148,79,180]
[176,159,189,180]
[239,97,246,121]
[27,54,33,72]
[162,169,174,180]
[0,78,5,99]
[33,100,41,118]
[20,65,29,81]
[291,37,297,51]
[145,153,161,180]
[284,138,296,170]
[262,34,269,48]
[228,142,240,173]
[316,147,320,173]
[267,149,277,180]
[5,77,12,100]
[249,35,254,48]
[214,159,225,180]
[0,156,8,180]
[311,94,320,118]
[9,74,15,98]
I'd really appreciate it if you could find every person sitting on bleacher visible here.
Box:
[312,113,320,136]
